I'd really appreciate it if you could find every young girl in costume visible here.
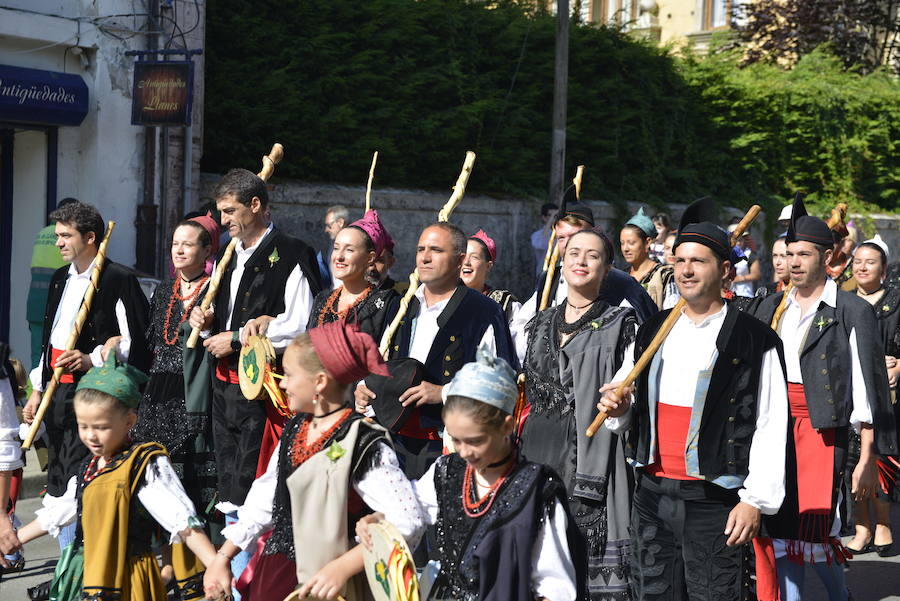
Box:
[358,348,587,601]
[203,321,424,601]
[15,356,218,601]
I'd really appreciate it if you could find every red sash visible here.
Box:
[50,347,75,384]
[215,357,240,384]
[646,403,700,481]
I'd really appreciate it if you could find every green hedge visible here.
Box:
[202,0,900,220]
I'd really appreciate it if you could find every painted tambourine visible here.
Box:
[239,334,277,401]
[363,519,419,601]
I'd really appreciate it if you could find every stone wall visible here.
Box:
[200,173,900,299]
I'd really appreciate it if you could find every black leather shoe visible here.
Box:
[874,542,893,557]
[27,579,52,601]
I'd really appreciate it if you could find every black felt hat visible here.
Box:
[366,357,426,431]
[555,184,595,226]
[673,196,730,261]
[785,192,833,247]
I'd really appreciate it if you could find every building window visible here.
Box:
[598,0,638,27]
[703,0,732,30]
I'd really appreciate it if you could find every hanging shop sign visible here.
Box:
[131,60,194,126]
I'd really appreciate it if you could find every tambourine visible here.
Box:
[239,335,276,400]
[363,520,419,601]
[239,335,291,417]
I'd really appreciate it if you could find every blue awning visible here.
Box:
[0,64,89,126]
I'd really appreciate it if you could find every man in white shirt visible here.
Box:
[599,200,789,601]
[189,168,322,598]
[355,222,515,479]
[753,195,892,601]
[22,201,149,560]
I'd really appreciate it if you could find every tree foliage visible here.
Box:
[202,0,900,219]
[734,0,900,74]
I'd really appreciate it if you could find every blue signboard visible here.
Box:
[0,64,89,126]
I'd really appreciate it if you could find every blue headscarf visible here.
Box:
[445,346,518,414]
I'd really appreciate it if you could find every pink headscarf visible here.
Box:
[470,229,496,262]
[307,321,390,385]
[350,210,393,258]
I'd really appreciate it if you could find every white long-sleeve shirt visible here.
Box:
[206,225,314,348]
[403,285,496,364]
[0,376,23,472]
[29,259,132,391]
[36,455,202,544]
[414,460,578,601]
[221,440,424,551]
[605,305,789,514]
[777,278,872,429]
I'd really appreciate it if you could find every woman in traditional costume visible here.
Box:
[203,321,424,601]
[520,228,636,601]
[360,348,587,601]
[16,357,217,601]
[460,230,520,323]
[131,215,221,598]
[308,210,399,341]
[619,208,677,311]
[844,237,900,556]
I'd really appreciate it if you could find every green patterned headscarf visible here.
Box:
[625,207,657,239]
[76,355,148,408]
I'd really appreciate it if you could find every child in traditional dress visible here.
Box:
[16,356,218,601]
[358,347,587,601]
[203,321,424,601]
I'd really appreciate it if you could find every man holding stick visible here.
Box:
[753,195,894,601]
[598,202,789,601]
[23,201,149,559]
[188,168,321,593]
[355,222,515,479]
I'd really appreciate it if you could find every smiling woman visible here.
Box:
[520,227,638,599]
[308,210,400,343]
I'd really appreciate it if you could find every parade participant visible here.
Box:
[662,231,677,266]
[757,236,790,297]
[308,210,399,341]
[319,205,350,288]
[0,343,24,571]
[17,356,218,601]
[203,322,424,601]
[620,207,678,310]
[650,212,672,263]
[521,227,636,600]
[358,347,586,601]
[26,198,77,367]
[753,196,894,601]
[532,203,558,275]
[728,225,760,297]
[355,222,516,479]
[599,198,790,601]
[512,200,656,362]
[460,229,520,322]
[131,215,221,599]
[827,222,857,290]
[23,201,150,558]
[843,236,899,557]
[188,168,322,592]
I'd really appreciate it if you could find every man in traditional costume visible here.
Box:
[355,222,516,480]
[23,201,150,563]
[600,198,790,601]
[512,197,656,363]
[753,195,894,601]
[188,168,322,594]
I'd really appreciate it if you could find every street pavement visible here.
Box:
[1,452,899,599]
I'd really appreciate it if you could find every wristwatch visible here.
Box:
[230,331,241,352]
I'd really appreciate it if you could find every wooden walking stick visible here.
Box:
[186,143,284,348]
[586,204,763,437]
[770,202,847,331]
[379,151,476,358]
[365,151,379,213]
[539,165,584,311]
[22,222,117,449]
